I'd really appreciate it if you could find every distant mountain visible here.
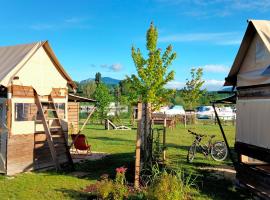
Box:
[80,77,121,85]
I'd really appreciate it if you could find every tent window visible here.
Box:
[15,103,37,121]
[256,39,267,63]
[55,103,65,119]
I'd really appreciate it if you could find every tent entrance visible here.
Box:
[0,98,7,173]
[212,94,237,169]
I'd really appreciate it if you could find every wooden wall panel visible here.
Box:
[7,134,34,175]
[34,132,68,170]
[6,132,69,175]
[68,102,79,134]
[11,85,67,98]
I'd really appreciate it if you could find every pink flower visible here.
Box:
[116,166,127,174]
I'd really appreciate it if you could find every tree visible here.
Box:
[119,78,139,126]
[80,81,97,98]
[95,72,102,85]
[93,83,113,123]
[130,22,177,181]
[128,22,177,110]
[182,68,205,110]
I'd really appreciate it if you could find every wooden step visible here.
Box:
[44,108,56,111]
[34,91,73,171]
[50,126,61,129]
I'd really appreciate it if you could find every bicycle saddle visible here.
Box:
[210,135,216,138]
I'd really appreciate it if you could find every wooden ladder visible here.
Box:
[34,91,73,171]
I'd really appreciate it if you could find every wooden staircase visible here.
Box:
[34,92,73,171]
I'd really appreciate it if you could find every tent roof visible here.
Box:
[225,20,270,86]
[0,41,77,89]
[212,94,236,104]
[68,93,96,102]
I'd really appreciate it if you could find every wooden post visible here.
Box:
[184,114,187,128]
[162,127,166,162]
[134,102,142,188]
[7,86,12,137]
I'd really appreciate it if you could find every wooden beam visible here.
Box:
[79,106,96,132]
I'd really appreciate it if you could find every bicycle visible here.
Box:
[187,129,228,163]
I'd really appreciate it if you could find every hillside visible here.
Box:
[80,77,121,85]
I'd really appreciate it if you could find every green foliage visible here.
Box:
[95,179,128,200]
[152,129,164,162]
[96,179,114,199]
[145,165,195,200]
[95,72,102,85]
[94,169,128,200]
[182,68,206,110]
[93,83,113,122]
[79,80,97,98]
[128,22,177,109]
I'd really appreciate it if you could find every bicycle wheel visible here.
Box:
[187,143,196,163]
[211,141,228,161]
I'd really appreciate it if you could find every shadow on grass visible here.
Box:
[55,188,92,200]
[75,152,135,182]
[196,170,253,200]
[90,136,135,142]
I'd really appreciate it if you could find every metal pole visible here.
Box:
[212,103,237,169]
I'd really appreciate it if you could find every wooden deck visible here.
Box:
[236,163,270,199]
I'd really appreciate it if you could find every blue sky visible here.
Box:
[0,0,270,90]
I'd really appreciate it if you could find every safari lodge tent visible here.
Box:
[0,41,85,175]
[225,20,270,197]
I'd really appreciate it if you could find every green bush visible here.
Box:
[146,172,189,200]
[96,180,114,199]
[95,179,128,200]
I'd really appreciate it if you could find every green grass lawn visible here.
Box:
[0,122,252,199]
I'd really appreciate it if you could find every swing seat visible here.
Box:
[71,134,91,154]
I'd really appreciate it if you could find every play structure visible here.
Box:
[218,20,270,198]
[105,119,131,130]
[0,41,96,175]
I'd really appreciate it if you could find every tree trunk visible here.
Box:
[134,102,152,188]
[134,102,142,188]
[140,103,152,168]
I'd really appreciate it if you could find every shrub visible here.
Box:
[146,172,187,200]
[143,164,195,200]
[88,167,128,200]
[96,179,114,199]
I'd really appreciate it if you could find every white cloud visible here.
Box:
[100,63,123,72]
[201,64,230,73]
[155,0,270,17]
[166,79,224,91]
[65,17,87,24]
[30,16,90,31]
[159,32,241,45]
[165,81,185,89]
[232,0,270,12]
[111,63,122,72]
[202,79,224,91]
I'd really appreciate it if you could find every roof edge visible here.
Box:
[42,41,77,89]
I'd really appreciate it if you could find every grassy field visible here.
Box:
[0,122,252,199]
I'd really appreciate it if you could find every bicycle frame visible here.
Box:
[193,136,214,157]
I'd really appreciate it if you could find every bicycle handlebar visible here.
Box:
[188,129,206,137]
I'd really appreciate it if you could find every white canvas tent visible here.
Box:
[225,20,270,87]
[0,41,81,175]
[225,20,270,150]
[225,20,270,198]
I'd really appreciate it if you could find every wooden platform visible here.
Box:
[236,163,270,199]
